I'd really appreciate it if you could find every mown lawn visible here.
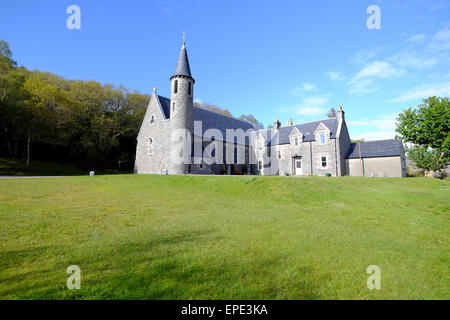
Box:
[0,175,448,299]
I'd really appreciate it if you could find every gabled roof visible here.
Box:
[255,118,339,146]
[155,95,254,142]
[193,107,254,141]
[346,139,404,159]
[157,95,171,119]
[172,42,193,79]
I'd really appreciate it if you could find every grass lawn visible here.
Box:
[0,175,448,299]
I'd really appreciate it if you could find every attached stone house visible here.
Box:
[135,41,406,177]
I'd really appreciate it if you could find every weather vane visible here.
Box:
[182,31,186,43]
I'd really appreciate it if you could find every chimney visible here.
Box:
[286,119,293,126]
[337,105,345,121]
[274,119,281,129]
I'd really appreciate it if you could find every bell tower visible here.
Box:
[170,39,195,174]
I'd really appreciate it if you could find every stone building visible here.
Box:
[135,41,406,177]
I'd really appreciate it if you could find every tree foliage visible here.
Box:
[237,114,264,129]
[396,96,450,172]
[0,41,149,169]
[327,107,336,118]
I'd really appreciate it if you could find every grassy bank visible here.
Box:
[0,175,448,299]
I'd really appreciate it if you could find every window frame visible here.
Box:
[320,133,326,144]
[321,155,327,168]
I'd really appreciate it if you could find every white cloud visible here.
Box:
[347,113,398,131]
[348,113,398,141]
[350,47,385,65]
[351,131,396,141]
[427,28,450,52]
[291,83,317,95]
[325,71,346,82]
[348,61,404,94]
[392,82,450,102]
[295,95,329,116]
[389,51,438,69]
[405,33,427,46]
[353,61,404,80]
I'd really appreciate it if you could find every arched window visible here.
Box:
[174,80,178,94]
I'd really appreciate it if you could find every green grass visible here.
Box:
[0,175,449,299]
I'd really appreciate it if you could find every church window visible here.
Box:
[320,133,326,144]
[148,138,153,156]
[174,80,178,94]
[150,115,155,124]
[188,82,192,95]
[258,140,263,151]
[321,156,327,168]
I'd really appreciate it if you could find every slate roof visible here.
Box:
[158,95,171,119]
[346,139,404,159]
[156,95,254,142]
[254,118,339,146]
[193,107,254,140]
[173,42,193,79]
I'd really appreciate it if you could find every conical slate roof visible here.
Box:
[173,42,193,78]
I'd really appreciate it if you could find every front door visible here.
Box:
[295,158,303,176]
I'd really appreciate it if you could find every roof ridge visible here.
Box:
[194,106,254,126]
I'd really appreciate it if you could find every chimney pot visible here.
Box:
[274,119,281,129]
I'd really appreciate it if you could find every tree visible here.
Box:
[237,114,264,130]
[194,101,233,118]
[327,107,336,118]
[396,96,450,173]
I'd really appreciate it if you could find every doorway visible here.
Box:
[294,157,303,176]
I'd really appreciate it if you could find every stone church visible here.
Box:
[135,41,407,177]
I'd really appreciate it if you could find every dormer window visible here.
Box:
[174,80,178,94]
[320,133,326,144]
[150,115,155,124]
[294,137,299,147]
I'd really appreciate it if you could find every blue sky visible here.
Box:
[1,0,449,140]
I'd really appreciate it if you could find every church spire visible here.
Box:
[172,37,193,80]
